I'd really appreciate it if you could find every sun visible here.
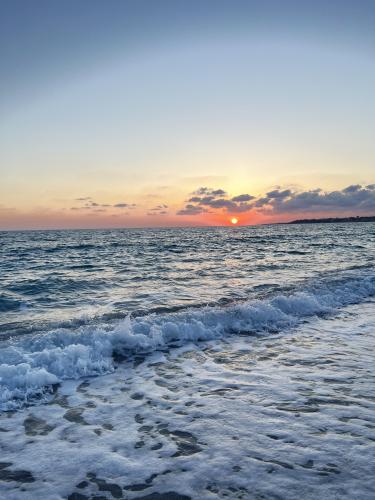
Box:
[231,217,238,225]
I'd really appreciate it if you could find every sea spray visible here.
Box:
[1,273,374,411]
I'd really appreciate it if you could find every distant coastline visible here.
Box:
[288,215,375,224]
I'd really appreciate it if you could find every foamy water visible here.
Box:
[0,224,374,498]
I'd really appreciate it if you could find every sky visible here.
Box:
[1,0,375,229]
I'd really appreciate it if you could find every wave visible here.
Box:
[0,273,374,411]
[0,293,26,313]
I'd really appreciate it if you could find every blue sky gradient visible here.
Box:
[1,0,374,228]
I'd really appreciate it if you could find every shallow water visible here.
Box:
[0,301,374,499]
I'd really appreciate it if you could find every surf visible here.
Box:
[1,272,374,411]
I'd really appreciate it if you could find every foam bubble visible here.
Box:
[0,274,374,411]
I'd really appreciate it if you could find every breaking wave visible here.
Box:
[0,273,374,411]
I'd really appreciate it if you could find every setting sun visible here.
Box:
[231,217,238,225]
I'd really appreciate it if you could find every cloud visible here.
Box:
[177,204,209,216]
[192,187,227,196]
[113,203,136,209]
[74,185,375,221]
[151,204,168,210]
[256,184,375,214]
[266,189,292,199]
[231,194,255,202]
[147,210,168,216]
[179,187,254,215]
[177,184,375,217]
[74,198,136,210]
[202,198,235,209]
[147,204,169,216]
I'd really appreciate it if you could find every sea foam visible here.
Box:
[0,274,374,411]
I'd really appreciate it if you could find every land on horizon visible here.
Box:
[287,215,375,224]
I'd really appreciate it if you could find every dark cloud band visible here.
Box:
[177,184,375,217]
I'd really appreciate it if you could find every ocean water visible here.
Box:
[0,223,374,499]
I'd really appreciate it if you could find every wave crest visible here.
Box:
[0,274,374,411]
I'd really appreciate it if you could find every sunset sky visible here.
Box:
[1,0,375,229]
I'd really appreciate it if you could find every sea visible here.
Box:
[0,223,374,499]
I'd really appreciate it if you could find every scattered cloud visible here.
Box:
[151,204,168,210]
[231,194,255,202]
[177,204,209,216]
[192,187,227,197]
[147,204,169,216]
[177,184,375,217]
[256,184,375,214]
[70,186,375,220]
[73,198,137,210]
[179,187,254,215]
[112,202,136,209]
[147,210,168,216]
[70,205,93,210]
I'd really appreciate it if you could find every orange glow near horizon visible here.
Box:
[1,198,373,230]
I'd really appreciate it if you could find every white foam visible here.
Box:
[1,300,375,499]
[0,274,374,411]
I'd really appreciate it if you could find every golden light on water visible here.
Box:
[231,217,238,225]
